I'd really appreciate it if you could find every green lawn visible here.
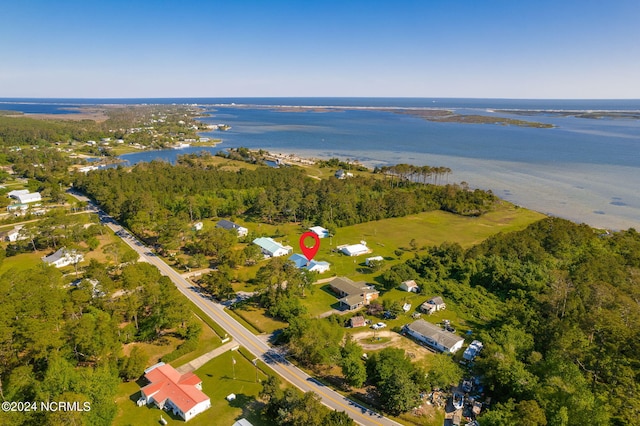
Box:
[301,284,342,317]
[224,203,543,332]
[113,351,269,426]
[230,303,287,334]
[168,314,224,368]
[0,250,44,275]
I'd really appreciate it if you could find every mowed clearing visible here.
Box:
[334,201,545,251]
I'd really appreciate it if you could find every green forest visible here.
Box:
[381,219,640,424]
[73,160,496,238]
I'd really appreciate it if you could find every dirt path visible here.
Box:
[350,330,436,361]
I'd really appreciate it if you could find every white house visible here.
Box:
[7,189,29,198]
[13,192,42,204]
[4,226,25,242]
[309,226,330,238]
[232,419,254,426]
[140,363,211,422]
[217,219,248,237]
[42,248,84,268]
[403,320,464,354]
[288,253,331,273]
[253,237,292,257]
[400,280,419,293]
[339,243,369,257]
[335,169,353,179]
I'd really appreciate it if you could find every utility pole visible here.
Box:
[232,356,236,380]
[253,358,259,383]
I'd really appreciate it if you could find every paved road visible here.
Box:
[176,340,239,374]
[69,191,401,426]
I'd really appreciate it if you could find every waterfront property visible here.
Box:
[328,276,379,310]
[138,362,211,422]
[403,319,464,354]
[253,237,292,257]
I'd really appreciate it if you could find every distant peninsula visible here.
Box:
[232,104,554,128]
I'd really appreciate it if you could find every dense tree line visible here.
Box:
[0,261,195,425]
[382,218,640,424]
[73,160,496,242]
[259,375,354,426]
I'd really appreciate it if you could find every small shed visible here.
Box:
[365,255,384,266]
[399,280,419,293]
[420,296,446,314]
[349,316,366,328]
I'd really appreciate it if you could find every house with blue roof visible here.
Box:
[288,253,330,273]
[253,237,292,257]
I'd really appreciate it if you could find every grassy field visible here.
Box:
[302,284,343,317]
[228,202,543,333]
[228,303,287,334]
[113,351,268,426]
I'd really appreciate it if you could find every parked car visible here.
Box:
[371,322,387,330]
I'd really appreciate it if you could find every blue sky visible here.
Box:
[1,0,639,98]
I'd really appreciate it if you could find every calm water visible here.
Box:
[3,98,639,230]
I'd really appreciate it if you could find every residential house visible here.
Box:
[7,203,28,213]
[7,189,29,198]
[463,340,484,361]
[139,363,211,422]
[253,237,292,258]
[232,419,254,426]
[403,319,464,354]
[339,243,370,257]
[42,248,84,268]
[335,169,353,179]
[4,226,24,242]
[329,277,379,310]
[288,253,330,273]
[309,226,330,238]
[420,296,446,314]
[349,316,366,328]
[216,219,248,237]
[399,280,419,293]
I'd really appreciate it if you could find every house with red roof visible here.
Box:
[139,363,211,422]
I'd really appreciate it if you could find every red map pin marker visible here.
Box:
[299,232,320,261]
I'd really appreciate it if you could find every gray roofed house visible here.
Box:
[403,319,464,354]
[420,296,446,314]
[42,247,84,268]
[216,220,248,237]
[329,277,379,310]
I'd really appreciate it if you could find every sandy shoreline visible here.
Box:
[251,147,640,231]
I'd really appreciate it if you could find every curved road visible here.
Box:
[70,192,401,426]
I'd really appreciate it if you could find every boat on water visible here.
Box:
[453,392,464,410]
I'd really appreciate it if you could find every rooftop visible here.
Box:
[142,364,208,414]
